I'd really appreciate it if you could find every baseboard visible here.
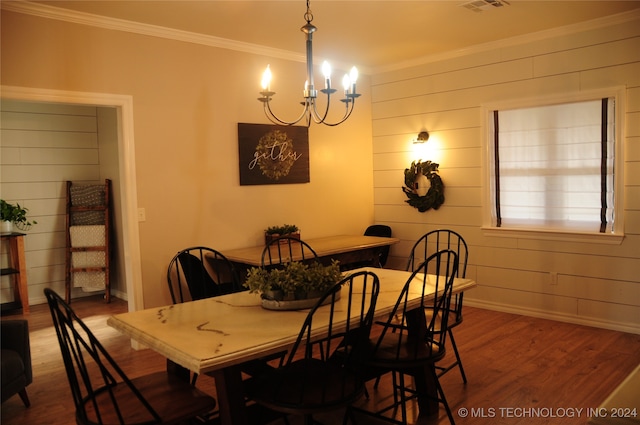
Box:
[27,287,128,307]
[465,299,640,335]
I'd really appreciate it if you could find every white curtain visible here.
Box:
[491,98,615,233]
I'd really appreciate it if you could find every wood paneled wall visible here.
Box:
[0,100,118,305]
[370,17,640,333]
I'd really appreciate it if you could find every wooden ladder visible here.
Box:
[64,179,111,303]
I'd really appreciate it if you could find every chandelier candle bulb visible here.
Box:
[343,74,351,95]
[261,65,272,91]
[304,80,316,99]
[350,66,358,95]
[322,61,331,89]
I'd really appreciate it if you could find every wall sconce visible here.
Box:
[413,131,430,144]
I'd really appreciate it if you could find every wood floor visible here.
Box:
[2,295,639,425]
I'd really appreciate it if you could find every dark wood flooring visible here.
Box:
[2,295,639,424]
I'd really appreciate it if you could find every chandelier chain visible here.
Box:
[304,0,313,24]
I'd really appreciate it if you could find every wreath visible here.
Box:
[256,130,296,180]
[402,160,445,212]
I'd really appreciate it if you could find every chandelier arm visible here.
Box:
[310,97,357,127]
[309,94,331,124]
[262,98,313,126]
[324,100,356,127]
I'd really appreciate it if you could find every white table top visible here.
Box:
[220,235,400,267]
[107,267,476,375]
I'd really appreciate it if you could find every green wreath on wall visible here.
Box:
[402,160,445,212]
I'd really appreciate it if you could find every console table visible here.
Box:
[221,235,399,274]
[1,232,30,313]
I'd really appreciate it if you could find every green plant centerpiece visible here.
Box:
[264,223,300,245]
[1,199,37,233]
[244,260,342,310]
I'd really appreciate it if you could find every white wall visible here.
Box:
[371,16,640,333]
[1,8,375,308]
[0,99,123,305]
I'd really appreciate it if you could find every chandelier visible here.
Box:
[258,0,360,127]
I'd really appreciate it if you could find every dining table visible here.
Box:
[219,234,399,272]
[107,266,476,425]
[589,363,640,425]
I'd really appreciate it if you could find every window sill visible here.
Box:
[481,226,624,245]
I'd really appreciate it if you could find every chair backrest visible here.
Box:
[406,229,467,276]
[43,288,162,424]
[284,270,380,370]
[405,230,468,326]
[364,224,392,267]
[167,246,242,304]
[372,250,458,366]
[261,236,319,269]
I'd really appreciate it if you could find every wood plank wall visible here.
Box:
[370,17,640,333]
[0,99,109,305]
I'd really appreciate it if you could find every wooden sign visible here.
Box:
[238,123,310,185]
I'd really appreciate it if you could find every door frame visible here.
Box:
[1,85,144,313]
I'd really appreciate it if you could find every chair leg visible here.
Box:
[18,388,31,408]
[343,407,354,425]
[303,414,324,425]
[426,365,455,425]
[398,372,408,425]
[391,371,399,406]
[448,328,467,384]
[373,374,382,389]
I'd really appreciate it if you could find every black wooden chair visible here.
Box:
[359,250,458,425]
[261,235,319,269]
[341,225,393,271]
[246,270,380,425]
[167,246,281,388]
[167,246,243,304]
[406,229,469,382]
[167,246,244,386]
[43,288,217,425]
[365,224,392,267]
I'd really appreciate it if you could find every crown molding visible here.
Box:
[3,1,639,76]
[374,8,640,74]
[1,1,305,63]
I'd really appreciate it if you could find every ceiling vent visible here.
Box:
[460,0,510,12]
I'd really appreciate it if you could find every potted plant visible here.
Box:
[264,224,300,245]
[1,200,37,233]
[244,260,342,310]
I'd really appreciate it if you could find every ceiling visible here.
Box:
[23,1,640,73]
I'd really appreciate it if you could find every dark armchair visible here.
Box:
[1,319,32,407]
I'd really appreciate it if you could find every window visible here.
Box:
[485,89,624,240]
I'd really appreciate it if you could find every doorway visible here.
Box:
[1,85,143,313]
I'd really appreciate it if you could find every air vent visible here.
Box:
[460,0,510,12]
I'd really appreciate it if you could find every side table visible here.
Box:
[1,232,30,313]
